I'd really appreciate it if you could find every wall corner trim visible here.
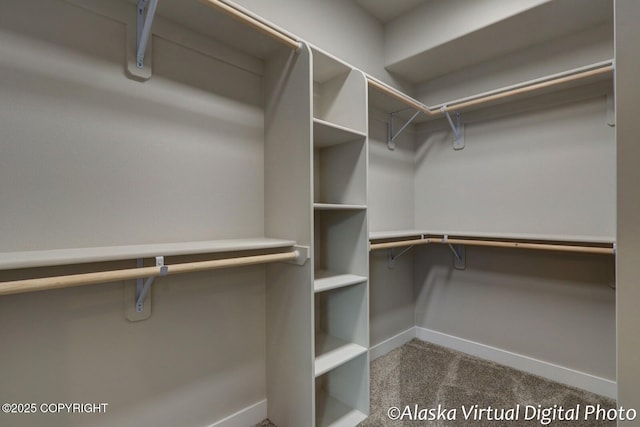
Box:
[370,327,416,361]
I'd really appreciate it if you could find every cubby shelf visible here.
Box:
[314,118,366,148]
[369,230,425,240]
[314,203,367,211]
[315,333,367,377]
[316,393,368,427]
[314,271,367,293]
[310,44,369,427]
[0,238,297,270]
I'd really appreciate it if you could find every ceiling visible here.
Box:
[353,0,428,23]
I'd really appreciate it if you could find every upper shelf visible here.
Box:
[0,238,296,270]
[384,0,613,84]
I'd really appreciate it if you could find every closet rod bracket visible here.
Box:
[388,245,415,269]
[388,109,421,151]
[136,0,158,69]
[286,245,310,266]
[441,107,465,150]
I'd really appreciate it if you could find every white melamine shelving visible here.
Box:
[314,203,367,211]
[311,46,369,427]
[313,118,367,148]
[313,140,367,206]
[315,333,367,377]
[316,394,368,427]
[369,230,425,240]
[314,271,367,293]
[315,353,369,427]
[0,238,297,270]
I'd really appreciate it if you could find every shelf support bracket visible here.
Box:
[135,256,167,313]
[388,109,421,151]
[442,235,465,269]
[136,0,158,69]
[388,245,414,269]
[441,107,465,150]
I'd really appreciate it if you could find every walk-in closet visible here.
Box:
[1,0,638,426]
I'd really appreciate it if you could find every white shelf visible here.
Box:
[316,393,367,427]
[313,118,366,148]
[369,229,425,240]
[369,229,615,246]
[314,203,367,211]
[385,3,612,84]
[0,238,296,270]
[422,230,616,245]
[315,333,367,377]
[314,271,367,293]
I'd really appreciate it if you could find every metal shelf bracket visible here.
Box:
[136,0,158,69]
[388,109,422,151]
[441,107,465,150]
[135,256,167,313]
[442,235,466,269]
[388,245,415,269]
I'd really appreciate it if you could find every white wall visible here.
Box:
[233,0,411,92]
[367,112,416,347]
[369,251,414,347]
[414,94,616,240]
[415,245,616,380]
[0,0,272,425]
[367,113,415,233]
[0,1,265,251]
[615,0,640,418]
[0,265,268,427]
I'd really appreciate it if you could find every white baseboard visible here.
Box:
[370,327,416,361]
[415,327,617,400]
[210,399,267,427]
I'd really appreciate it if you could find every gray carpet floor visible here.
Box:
[256,338,616,427]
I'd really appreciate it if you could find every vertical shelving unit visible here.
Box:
[311,47,369,427]
[264,43,315,427]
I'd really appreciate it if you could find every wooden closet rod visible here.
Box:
[201,0,300,50]
[369,238,429,250]
[0,251,298,296]
[370,237,614,255]
[430,238,615,255]
[367,63,614,116]
[438,64,614,113]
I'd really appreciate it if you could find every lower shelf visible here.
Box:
[316,393,368,427]
[314,271,367,293]
[315,333,367,377]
